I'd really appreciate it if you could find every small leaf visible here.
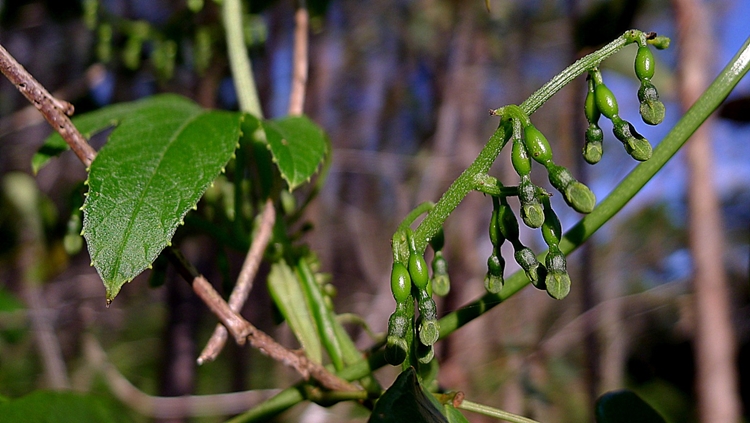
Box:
[267,260,322,364]
[33,95,190,173]
[0,391,126,423]
[83,95,242,300]
[369,367,448,423]
[595,390,667,423]
[261,115,328,191]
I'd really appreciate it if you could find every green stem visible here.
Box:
[225,34,750,423]
[398,201,435,231]
[223,0,263,117]
[459,399,542,423]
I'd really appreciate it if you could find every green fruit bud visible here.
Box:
[391,262,412,303]
[429,228,445,252]
[634,45,655,81]
[547,164,596,214]
[541,201,562,246]
[497,202,520,243]
[416,342,434,364]
[431,252,450,297]
[585,78,601,124]
[544,246,571,299]
[514,247,541,285]
[409,252,430,290]
[385,335,408,365]
[649,35,670,50]
[594,83,619,120]
[612,118,653,161]
[484,252,505,294]
[511,137,532,176]
[523,124,553,164]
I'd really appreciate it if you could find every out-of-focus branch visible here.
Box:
[198,198,276,364]
[0,43,96,167]
[82,334,280,418]
[288,0,309,116]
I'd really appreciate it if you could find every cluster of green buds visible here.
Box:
[386,228,443,366]
[584,32,668,164]
[477,106,592,300]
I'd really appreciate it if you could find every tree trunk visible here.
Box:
[673,0,741,421]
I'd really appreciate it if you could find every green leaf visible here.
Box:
[595,390,667,423]
[257,115,328,191]
[82,95,242,301]
[0,391,127,423]
[369,367,448,423]
[267,259,322,364]
[33,95,192,174]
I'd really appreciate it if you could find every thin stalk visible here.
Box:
[459,399,542,423]
[223,0,263,117]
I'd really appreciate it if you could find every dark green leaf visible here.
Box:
[82,95,241,300]
[260,116,328,191]
[267,259,322,364]
[33,95,192,174]
[0,391,127,423]
[595,390,667,423]
[369,367,448,423]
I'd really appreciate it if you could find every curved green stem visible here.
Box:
[413,30,646,252]
[459,399,542,423]
[398,201,435,231]
[223,0,263,117]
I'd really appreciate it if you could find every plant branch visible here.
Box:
[223,0,263,117]
[166,248,359,393]
[199,198,276,364]
[0,43,96,167]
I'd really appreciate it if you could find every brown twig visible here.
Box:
[82,334,280,418]
[0,43,97,167]
[198,198,276,364]
[288,0,309,116]
[167,248,357,392]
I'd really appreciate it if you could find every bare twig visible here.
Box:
[199,198,276,364]
[82,334,280,418]
[288,0,309,116]
[0,43,96,167]
[167,248,358,392]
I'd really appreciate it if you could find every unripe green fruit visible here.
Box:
[408,253,429,290]
[585,81,601,124]
[391,262,412,303]
[547,164,596,214]
[544,246,571,299]
[429,228,445,252]
[635,45,655,81]
[594,83,619,119]
[485,252,504,294]
[514,247,542,286]
[431,252,450,297]
[523,125,553,164]
[489,207,503,248]
[541,204,562,246]
[612,118,653,161]
[511,138,532,176]
[497,202,520,243]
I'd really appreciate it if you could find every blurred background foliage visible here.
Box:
[0,0,749,422]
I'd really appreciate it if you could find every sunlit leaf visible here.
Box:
[33,95,190,174]
[259,115,328,191]
[82,95,241,300]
